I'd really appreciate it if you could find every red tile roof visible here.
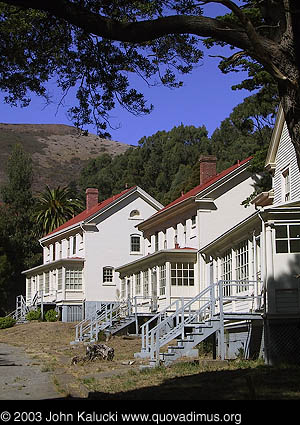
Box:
[151,157,252,218]
[45,187,135,237]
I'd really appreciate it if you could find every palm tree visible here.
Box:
[34,186,84,237]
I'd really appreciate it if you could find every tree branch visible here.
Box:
[0,0,252,50]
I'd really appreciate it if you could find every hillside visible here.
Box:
[0,123,132,194]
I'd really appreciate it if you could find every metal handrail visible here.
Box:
[146,280,263,363]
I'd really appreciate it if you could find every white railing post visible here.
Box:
[181,297,185,339]
[210,283,215,318]
[218,280,225,360]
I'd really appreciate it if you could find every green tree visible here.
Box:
[0,144,41,314]
[79,124,211,204]
[0,1,300,168]
[34,185,84,237]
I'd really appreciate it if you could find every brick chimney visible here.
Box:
[199,155,217,185]
[86,188,99,210]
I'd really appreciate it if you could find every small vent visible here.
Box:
[275,288,299,313]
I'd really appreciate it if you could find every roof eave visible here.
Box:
[22,257,85,275]
[116,248,197,275]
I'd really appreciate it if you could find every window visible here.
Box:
[135,273,141,295]
[221,250,232,296]
[235,240,249,292]
[155,232,159,252]
[27,279,32,300]
[103,267,114,284]
[121,278,126,299]
[159,265,166,296]
[65,268,82,290]
[163,230,167,249]
[57,268,62,291]
[143,270,149,296]
[171,262,194,286]
[67,238,70,257]
[275,224,300,253]
[282,168,290,202]
[53,244,56,261]
[38,274,43,292]
[130,235,141,253]
[130,209,140,218]
[191,215,196,227]
[44,272,49,294]
[73,235,77,255]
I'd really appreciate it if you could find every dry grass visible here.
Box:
[1,321,300,400]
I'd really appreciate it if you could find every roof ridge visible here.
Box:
[150,156,252,217]
[43,186,136,238]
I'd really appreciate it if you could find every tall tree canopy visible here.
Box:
[0,1,299,165]
[34,185,84,237]
[80,124,211,204]
[0,144,41,313]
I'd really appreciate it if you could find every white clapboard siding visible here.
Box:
[273,123,300,205]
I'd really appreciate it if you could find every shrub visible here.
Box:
[26,308,41,321]
[45,309,59,322]
[0,316,16,329]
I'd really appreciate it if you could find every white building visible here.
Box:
[200,106,300,363]
[116,155,258,311]
[22,186,163,321]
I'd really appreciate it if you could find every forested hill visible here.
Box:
[0,123,131,195]
[79,117,274,206]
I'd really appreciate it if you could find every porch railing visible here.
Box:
[140,280,263,363]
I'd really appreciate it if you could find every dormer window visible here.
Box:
[130,209,140,218]
[282,168,290,202]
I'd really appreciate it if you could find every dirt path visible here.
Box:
[0,343,60,400]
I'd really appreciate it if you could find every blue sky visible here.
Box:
[0,3,251,146]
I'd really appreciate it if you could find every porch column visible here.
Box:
[165,261,171,306]
[62,266,66,301]
[265,223,274,313]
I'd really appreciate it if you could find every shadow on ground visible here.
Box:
[62,365,300,400]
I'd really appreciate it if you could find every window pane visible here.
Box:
[131,236,140,252]
[290,225,300,239]
[275,225,287,239]
[276,240,288,253]
[290,240,300,253]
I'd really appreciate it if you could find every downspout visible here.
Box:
[257,209,269,364]
[79,222,86,319]
[257,210,266,311]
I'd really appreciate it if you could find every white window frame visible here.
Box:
[275,223,300,254]
[282,167,291,202]
[155,232,159,252]
[135,272,141,295]
[143,270,149,297]
[103,266,114,285]
[65,268,82,291]
[221,249,232,297]
[44,271,50,294]
[57,268,63,291]
[159,264,166,296]
[121,278,126,299]
[130,234,141,254]
[235,240,249,293]
[171,262,195,286]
